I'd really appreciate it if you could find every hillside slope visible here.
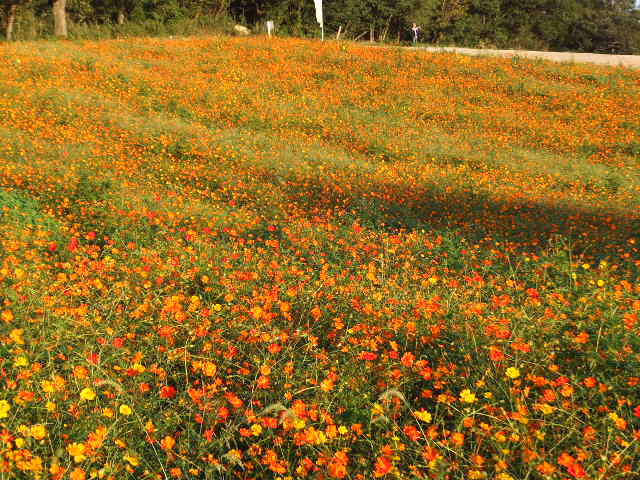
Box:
[0,36,639,479]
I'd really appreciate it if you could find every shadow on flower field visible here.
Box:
[0,36,639,480]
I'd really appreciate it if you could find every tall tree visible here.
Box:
[180,0,230,21]
[52,0,66,36]
[4,1,18,40]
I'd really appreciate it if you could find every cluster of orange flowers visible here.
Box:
[0,35,639,479]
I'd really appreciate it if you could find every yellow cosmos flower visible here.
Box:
[413,410,432,422]
[14,356,28,368]
[80,388,96,401]
[506,367,520,379]
[132,363,145,373]
[460,389,477,403]
[124,454,140,466]
[67,442,87,463]
[41,380,55,393]
[537,403,555,415]
[30,424,47,440]
[0,400,10,418]
[119,404,133,416]
[9,329,24,345]
[468,470,487,479]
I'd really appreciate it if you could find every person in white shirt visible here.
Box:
[411,23,421,44]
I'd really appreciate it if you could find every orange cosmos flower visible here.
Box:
[451,432,464,446]
[400,351,415,367]
[403,425,421,441]
[320,378,334,392]
[537,462,556,475]
[160,435,176,450]
[69,468,86,480]
[225,392,243,408]
[67,442,87,463]
[256,375,271,389]
[557,452,575,468]
[202,361,217,377]
[327,451,349,478]
[373,455,393,477]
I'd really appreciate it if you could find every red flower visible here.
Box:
[262,417,278,428]
[489,346,505,362]
[217,406,229,422]
[526,287,540,299]
[567,463,586,478]
[203,429,215,442]
[360,352,377,361]
[403,425,421,442]
[633,405,640,418]
[160,385,177,399]
[68,236,79,252]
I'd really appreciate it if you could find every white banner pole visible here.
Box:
[314,0,323,41]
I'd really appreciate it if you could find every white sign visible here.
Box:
[314,0,323,26]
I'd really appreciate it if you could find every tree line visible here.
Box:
[2,0,640,54]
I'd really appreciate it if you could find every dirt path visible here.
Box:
[414,46,640,69]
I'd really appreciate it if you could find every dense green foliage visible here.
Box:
[2,1,640,53]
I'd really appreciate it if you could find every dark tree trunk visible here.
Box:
[52,0,67,38]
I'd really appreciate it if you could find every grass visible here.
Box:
[0,35,639,480]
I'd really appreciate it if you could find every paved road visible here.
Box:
[414,46,640,69]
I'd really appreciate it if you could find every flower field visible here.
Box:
[0,35,640,479]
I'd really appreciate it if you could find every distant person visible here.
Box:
[411,23,421,44]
